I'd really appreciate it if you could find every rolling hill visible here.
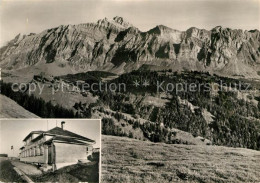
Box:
[0,94,39,118]
[102,135,260,183]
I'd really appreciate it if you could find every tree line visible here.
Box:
[92,70,260,150]
[1,81,77,118]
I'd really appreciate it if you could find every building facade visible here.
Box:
[19,122,95,170]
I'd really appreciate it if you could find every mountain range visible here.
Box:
[0,16,260,78]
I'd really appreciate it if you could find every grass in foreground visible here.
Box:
[102,135,260,183]
[0,158,25,182]
[30,161,99,183]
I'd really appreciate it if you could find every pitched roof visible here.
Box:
[31,127,95,143]
[44,136,90,145]
[23,131,44,141]
[46,127,95,142]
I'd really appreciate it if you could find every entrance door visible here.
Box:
[48,145,52,164]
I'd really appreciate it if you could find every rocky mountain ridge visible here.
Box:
[1,16,259,77]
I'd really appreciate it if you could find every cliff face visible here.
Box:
[1,16,260,77]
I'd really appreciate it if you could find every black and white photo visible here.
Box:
[0,0,260,182]
[0,119,101,182]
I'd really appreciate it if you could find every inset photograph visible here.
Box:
[0,119,101,183]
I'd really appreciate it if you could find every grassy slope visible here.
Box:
[0,158,25,182]
[30,162,99,183]
[102,135,260,183]
[0,94,39,118]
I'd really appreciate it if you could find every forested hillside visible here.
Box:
[0,82,77,118]
[73,70,260,150]
[1,70,260,150]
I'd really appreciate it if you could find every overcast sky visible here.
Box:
[0,0,259,47]
[0,119,101,157]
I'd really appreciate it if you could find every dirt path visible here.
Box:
[11,161,42,175]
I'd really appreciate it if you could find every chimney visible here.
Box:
[61,121,65,130]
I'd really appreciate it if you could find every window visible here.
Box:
[30,148,33,157]
[86,146,93,154]
[40,146,44,155]
[36,146,39,156]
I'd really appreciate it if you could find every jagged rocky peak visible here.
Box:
[186,27,201,34]
[148,25,181,35]
[211,26,243,36]
[0,16,259,78]
[97,17,109,25]
[126,26,140,34]
[28,33,36,36]
[212,25,223,32]
[185,27,211,40]
[113,16,132,28]
[211,26,233,36]
[146,25,183,43]
[1,33,27,48]
[96,16,133,30]
[249,29,260,33]
[186,27,200,37]
[211,26,250,40]
[113,16,124,24]
[13,33,26,43]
